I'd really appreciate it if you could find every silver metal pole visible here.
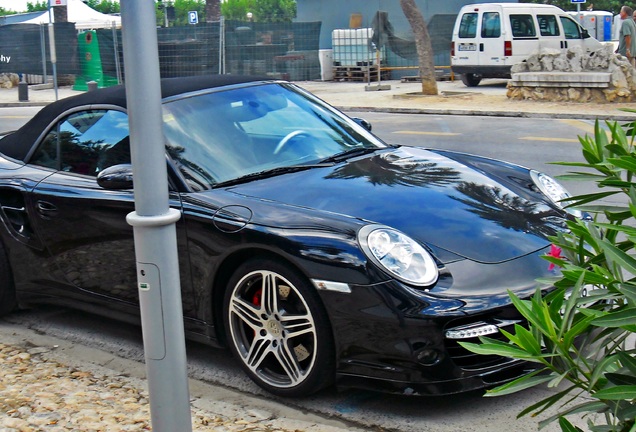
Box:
[120,1,192,431]
[112,21,122,84]
[218,16,224,74]
[40,24,47,84]
[47,7,58,101]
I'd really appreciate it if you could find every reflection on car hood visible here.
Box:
[230,147,566,264]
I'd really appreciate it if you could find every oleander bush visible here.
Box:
[461,119,636,432]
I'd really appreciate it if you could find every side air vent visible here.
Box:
[0,189,36,242]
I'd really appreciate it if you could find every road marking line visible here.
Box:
[559,119,613,139]
[519,136,579,143]
[394,131,461,136]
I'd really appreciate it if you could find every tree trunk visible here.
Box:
[399,0,438,95]
[206,0,221,22]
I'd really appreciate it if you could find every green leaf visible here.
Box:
[517,385,576,418]
[458,340,541,361]
[511,324,542,356]
[592,308,636,328]
[484,370,553,397]
[537,401,608,430]
[607,156,636,172]
[558,417,584,432]
[599,240,636,277]
[556,173,609,182]
[617,352,636,375]
[593,385,636,400]
[563,314,597,348]
[590,354,622,389]
[606,372,636,386]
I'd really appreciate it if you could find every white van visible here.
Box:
[451,3,604,86]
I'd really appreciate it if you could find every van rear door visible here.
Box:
[454,10,480,66]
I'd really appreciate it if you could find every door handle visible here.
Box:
[480,43,484,52]
[36,200,58,217]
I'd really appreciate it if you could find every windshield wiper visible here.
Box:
[215,163,333,188]
[320,147,378,164]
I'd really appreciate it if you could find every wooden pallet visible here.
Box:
[333,65,390,82]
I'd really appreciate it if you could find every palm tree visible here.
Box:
[205,0,221,22]
[398,0,438,95]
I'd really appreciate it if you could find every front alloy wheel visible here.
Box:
[223,258,334,397]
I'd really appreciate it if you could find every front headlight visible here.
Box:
[358,225,439,287]
[530,170,582,218]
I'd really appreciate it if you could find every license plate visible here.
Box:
[458,44,477,51]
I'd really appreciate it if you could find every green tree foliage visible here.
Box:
[221,0,296,22]
[85,0,120,14]
[519,0,623,14]
[26,1,48,12]
[461,120,636,431]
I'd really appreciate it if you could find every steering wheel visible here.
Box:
[273,130,310,155]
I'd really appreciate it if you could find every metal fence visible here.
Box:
[0,12,454,87]
[0,19,323,88]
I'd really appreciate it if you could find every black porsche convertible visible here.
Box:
[0,75,578,397]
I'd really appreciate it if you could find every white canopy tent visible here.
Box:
[21,0,121,29]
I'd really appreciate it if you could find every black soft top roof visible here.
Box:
[0,75,273,161]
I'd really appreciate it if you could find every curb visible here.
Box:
[337,106,636,121]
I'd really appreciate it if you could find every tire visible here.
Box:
[223,258,335,397]
[461,73,482,87]
[0,242,16,316]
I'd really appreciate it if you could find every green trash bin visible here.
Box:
[73,30,119,91]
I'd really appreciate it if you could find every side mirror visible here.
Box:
[352,117,372,132]
[97,164,134,190]
[582,28,590,39]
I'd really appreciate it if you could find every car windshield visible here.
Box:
[162,82,386,191]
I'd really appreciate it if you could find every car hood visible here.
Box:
[229,147,566,264]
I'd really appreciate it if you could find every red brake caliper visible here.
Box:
[252,288,262,338]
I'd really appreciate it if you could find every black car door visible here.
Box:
[26,108,195,316]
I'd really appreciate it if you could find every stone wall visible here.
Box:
[0,73,19,89]
[507,45,636,103]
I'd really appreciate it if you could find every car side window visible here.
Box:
[481,12,501,38]
[560,16,582,39]
[510,14,537,37]
[458,13,478,38]
[537,15,560,36]
[30,110,130,176]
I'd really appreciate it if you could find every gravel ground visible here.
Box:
[0,340,358,432]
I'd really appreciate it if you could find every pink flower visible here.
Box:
[547,244,562,271]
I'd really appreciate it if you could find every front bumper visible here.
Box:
[319,247,555,395]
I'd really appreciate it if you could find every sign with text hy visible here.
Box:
[571,0,586,3]
[50,0,68,6]
[188,11,199,25]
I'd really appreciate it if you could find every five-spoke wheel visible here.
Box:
[223,258,334,396]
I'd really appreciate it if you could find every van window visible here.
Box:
[458,13,478,38]
[481,12,501,38]
[560,16,582,39]
[537,15,560,36]
[510,14,536,37]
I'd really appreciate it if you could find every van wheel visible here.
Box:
[461,73,482,87]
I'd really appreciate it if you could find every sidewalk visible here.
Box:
[2,78,636,120]
[0,320,364,431]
